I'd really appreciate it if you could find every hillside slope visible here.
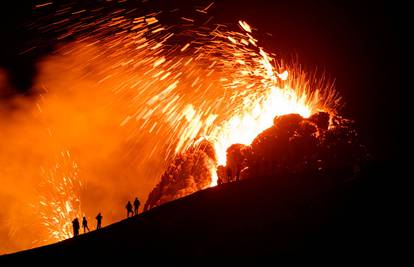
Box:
[1,162,388,264]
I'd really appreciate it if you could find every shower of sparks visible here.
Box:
[36,150,83,243]
[30,1,341,210]
[83,16,340,186]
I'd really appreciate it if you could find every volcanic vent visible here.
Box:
[144,112,366,210]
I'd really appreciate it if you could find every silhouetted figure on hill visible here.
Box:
[126,201,133,218]
[96,212,102,229]
[72,218,80,237]
[133,197,140,215]
[82,216,90,233]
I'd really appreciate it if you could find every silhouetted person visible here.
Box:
[72,217,80,237]
[133,197,140,215]
[82,216,90,233]
[96,212,102,229]
[126,201,133,218]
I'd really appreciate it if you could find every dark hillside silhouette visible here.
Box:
[1,161,387,264]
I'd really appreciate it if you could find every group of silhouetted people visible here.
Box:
[72,197,140,237]
[72,212,103,237]
[126,197,140,218]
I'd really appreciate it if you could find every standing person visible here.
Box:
[82,216,90,233]
[72,217,80,237]
[133,197,140,215]
[126,201,133,218]
[96,212,103,230]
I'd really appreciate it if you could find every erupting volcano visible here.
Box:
[0,0,395,259]
[18,3,343,220]
[4,1,343,250]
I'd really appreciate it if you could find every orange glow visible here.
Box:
[0,9,340,254]
[45,16,339,209]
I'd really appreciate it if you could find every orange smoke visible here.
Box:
[0,48,160,253]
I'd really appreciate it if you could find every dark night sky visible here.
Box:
[0,0,400,163]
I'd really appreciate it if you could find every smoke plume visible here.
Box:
[0,45,164,254]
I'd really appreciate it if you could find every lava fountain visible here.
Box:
[21,2,341,240]
[103,17,340,187]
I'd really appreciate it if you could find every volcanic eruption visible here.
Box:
[0,1,369,254]
[144,111,366,210]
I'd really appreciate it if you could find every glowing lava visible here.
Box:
[168,21,338,186]
[57,17,338,188]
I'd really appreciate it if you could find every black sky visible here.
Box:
[0,0,400,163]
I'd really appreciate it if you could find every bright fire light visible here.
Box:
[62,16,338,188]
[30,6,340,238]
[0,2,345,254]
